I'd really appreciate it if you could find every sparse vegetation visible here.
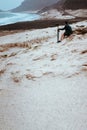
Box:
[12,76,21,83]
[0,52,17,58]
[25,74,36,80]
[74,27,87,35]
[50,54,58,61]
[81,50,87,54]
[0,69,6,76]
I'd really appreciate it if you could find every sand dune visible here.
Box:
[0,20,87,130]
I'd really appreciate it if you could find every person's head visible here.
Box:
[65,21,68,24]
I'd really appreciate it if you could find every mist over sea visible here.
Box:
[0,12,40,25]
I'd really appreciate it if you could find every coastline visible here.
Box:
[0,17,87,31]
[0,17,86,38]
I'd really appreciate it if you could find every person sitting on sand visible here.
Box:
[58,21,73,41]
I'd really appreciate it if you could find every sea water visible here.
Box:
[0,12,40,25]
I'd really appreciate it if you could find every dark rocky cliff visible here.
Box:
[39,0,87,13]
[63,0,87,9]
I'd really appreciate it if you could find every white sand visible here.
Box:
[40,9,75,20]
[0,20,87,130]
[40,9,87,20]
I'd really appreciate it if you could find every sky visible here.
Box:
[0,0,24,11]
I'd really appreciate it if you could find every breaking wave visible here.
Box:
[0,12,40,25]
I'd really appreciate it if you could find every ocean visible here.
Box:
[0,12,40,25]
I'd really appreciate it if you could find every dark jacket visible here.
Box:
[59,24,73,36]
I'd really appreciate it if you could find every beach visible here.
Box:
[0,10,87,130]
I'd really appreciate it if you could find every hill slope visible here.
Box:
[39,0,87,13]
[11,0,58,12]
[63,0,87,9]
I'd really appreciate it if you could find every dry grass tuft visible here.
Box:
[43,72,54,76]
[32,45,39,50]
[0,42,32,51]
[9,52,17,57]
[81,67,87,72]
[12,76,21,83]
[80,50,87,54]
[33,55,47,61]
[26,74,36,80]
[0,36,50,52]
[0,47,9,52]
[81,63,87,74]
[0,30,23,37]
[33,57,42,61]
[66,72,80,78]
[82,64,87,67]
[50,54,58,61]
[0,52,17,58]
[6,62,15,66]
[0,69,6,76]
[74,27,87,35]
[71,49,78,53]
[0,54,8,58]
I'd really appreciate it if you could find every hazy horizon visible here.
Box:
[0,0,24,11]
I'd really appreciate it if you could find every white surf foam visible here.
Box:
[0,12,40,25]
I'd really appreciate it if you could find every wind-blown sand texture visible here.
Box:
[0,13,87,130]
